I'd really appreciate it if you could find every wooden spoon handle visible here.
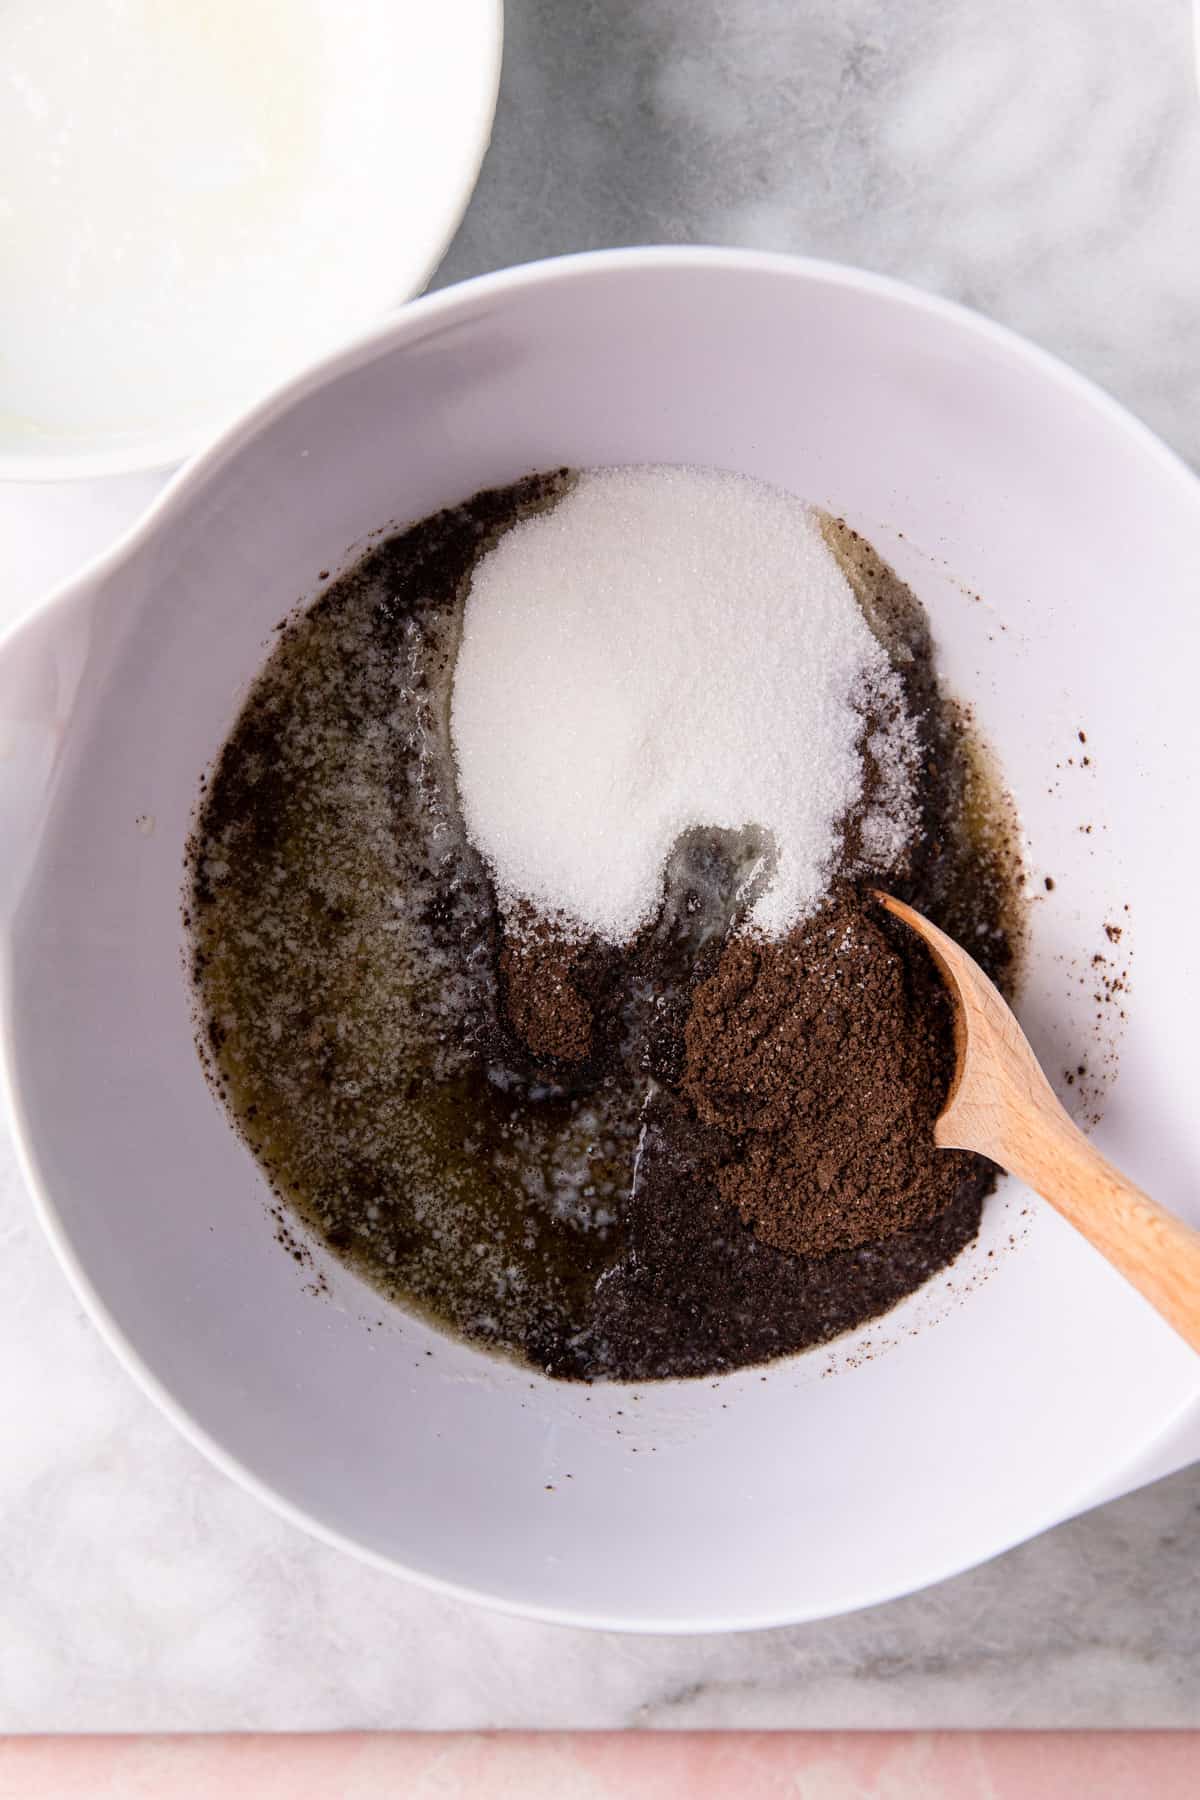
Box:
[995,1105,1200,1355]
[879,891,1200,1354]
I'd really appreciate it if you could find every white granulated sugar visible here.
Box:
[450,465,915,944]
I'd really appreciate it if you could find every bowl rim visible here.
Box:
[0,0,504,486]
[4,244,1200,1631]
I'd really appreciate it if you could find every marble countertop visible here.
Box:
[3,0,1200,1732]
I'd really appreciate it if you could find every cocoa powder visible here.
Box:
[682,889,981,1257]
[500,927,591,1062]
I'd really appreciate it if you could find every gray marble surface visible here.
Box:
[3,0,1200,1732]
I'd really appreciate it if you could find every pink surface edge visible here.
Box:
[1,1733,1197,1799]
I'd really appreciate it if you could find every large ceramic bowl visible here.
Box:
[2,249,1198,1630]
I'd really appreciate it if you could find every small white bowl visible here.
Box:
[2,249,1199,1630]
[0,0,502,482]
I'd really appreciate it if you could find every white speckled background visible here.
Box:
[2,0,1199,1730]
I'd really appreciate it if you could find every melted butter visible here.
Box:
[189,478,1025,1376]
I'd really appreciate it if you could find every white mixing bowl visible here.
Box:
[0,0,501,481]
[2,248,1198,1630]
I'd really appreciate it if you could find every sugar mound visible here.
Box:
[450,465,916,944]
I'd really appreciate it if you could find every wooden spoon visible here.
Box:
[879,892,1200,1354]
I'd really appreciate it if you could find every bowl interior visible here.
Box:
[4,253,1199,1628]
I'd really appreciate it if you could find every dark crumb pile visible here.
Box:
[187,473,1024,1383]
[565,1090,985,1382]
